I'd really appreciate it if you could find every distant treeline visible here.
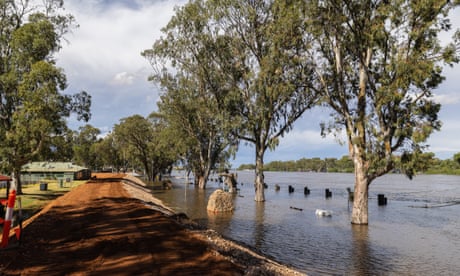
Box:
[238,154,460,175]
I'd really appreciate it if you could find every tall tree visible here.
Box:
[114,115,153,178]
[306,0,459,224]
[0,0,91,193]
[146,113,178,179]
[93,133,124,172]
[113,114,176,182]
[73,124,100,169]
[38,127,75,162]
[143,0,239,189]
[146,0,317,200]
[207,0,317,201]
[157,85,233,189]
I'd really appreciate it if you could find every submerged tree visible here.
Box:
[157,79,236,189]
[306,0,459,224]
[0,0,91,193]
[207,0,317,201]
[144,0,317,198]
[143,0,238,189]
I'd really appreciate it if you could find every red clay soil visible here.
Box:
[0,179,243,275]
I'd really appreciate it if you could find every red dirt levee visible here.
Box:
[0,180,243,275]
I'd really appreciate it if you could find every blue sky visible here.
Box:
[56,0,460,167]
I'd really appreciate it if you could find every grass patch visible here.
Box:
[1,180,86,221]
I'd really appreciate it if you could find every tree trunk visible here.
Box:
[254,147,265,202]
[197,175,206,189]
[195,165,210,189]
[143,160,152,182]
[12,171,22,195]
[351,156,369,225]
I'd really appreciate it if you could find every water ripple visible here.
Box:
[158,172,460,275]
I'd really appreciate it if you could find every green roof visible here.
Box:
[21,162,88,173]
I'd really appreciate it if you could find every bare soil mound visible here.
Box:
[0,181,243,275]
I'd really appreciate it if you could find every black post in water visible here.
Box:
[325,188,332,198]
[378,194,387,206]
[304,186,310,195]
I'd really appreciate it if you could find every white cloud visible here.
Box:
[427,119,460,158]
[280,129,341,147]
[57,0,460,162]
[56,0,186,131]
[111,72,134,85]
[59,0,185,79]
[271,128,347,158]
[433,93,460,105]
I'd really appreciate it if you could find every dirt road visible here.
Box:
[0,180,243,275]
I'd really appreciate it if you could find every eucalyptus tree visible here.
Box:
[114,115,154,179]
[0,0,91,193]
[143,0,239,189]
[146,112,178,179]
[146,0,317,199]
[305,0,459,224]
[113,114,176,182]
[72,124,100,169]
[93,133,124,172]
[207,0,317,201]
[157,78,236,189]
[38,127,75,162]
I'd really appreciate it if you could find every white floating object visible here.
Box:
[315,209,333,217]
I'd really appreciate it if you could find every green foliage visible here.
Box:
[0,1,91,193]
[37,128,75,162]
[72,125,100,169]
[239,152,460,175]
[92,133,124,172]
[454,152,460,165]
[145,0,318,197]
[113,114,176,181]
[143,0,459,205]
[260,156,354,173]
[237,164,256,171]
[143,0,241,188]
[425,154,460,175]
[306,0,459,184]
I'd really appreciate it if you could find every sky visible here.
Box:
[56,0,460,167]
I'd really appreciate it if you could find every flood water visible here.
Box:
[152,171,460,275]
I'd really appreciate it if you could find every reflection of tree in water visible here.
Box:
[179,186,210,226]
[186,186,207,215]
[253,202,266,249]
[350,225,374,275]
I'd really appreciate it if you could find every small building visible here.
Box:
[21,162,91,184]
[0,174,12,199]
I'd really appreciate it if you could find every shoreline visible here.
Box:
[122,179,306,275]
[1,173,306,275]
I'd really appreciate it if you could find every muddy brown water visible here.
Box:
[153,171,460,275]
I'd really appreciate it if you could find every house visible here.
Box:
[21,162,91,184]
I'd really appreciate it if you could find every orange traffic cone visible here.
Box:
[1,190,16,248]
